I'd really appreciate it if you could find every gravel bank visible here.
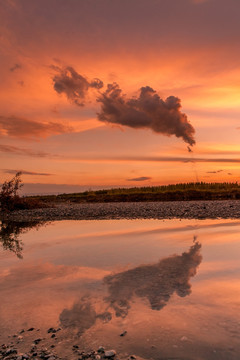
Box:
[1,200,240,222]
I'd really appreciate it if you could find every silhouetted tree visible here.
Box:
[0,172,23,211]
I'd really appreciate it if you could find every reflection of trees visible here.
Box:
[59,241,202,333]
[0,220,47,259]
[104,241,202,317]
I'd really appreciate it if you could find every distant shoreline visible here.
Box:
[2,200,240,222]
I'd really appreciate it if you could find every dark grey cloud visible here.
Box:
[3,169,53,176]
[206,170,223,173]
[0,144,52,158]
[97,83,196,147]
[81,155,240,164]
[9,63,21,72]
[126,176,152,182]
[51,66,195,147]
[52,65,103,106]
[0,115,73,139]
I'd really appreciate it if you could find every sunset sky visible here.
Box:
[1,0,240,194]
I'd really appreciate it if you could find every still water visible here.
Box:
[1,218,240,360]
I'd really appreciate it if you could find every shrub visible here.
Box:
[0,172,23,212]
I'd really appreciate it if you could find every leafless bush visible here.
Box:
[0,172,23,212]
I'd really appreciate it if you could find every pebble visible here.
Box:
[33,338,42,344]
[3,200,240,222]
[5,348,17,355]
[120,331,127,337]
[47,328,57,334]
[104,350,116,358]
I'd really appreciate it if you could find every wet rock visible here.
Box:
[81,352,89,359]
[104,350,116,358]
[47,328,56,334]
[5,348,17,355]
[120,331,127,337]
[33,338,42,344]
[22,354,29,359]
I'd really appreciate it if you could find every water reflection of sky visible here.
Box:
[1,219,240,359]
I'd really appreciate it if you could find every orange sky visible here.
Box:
[1,0,240,194]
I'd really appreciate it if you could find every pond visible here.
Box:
[0,218,240,360]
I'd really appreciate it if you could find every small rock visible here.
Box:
[22,354,29,359]
[180,336,188,342]
[104,350,116,358]
[33,338,42,344]
[17,336,23,341]
[120,331,127,337]
[73,345,79,349]
[98,347,105,353]
[27,328,35,332]
[130,356,136,360]
[5,348,17,355]
[47,328,57,334]
[30,346,37,353]
[51,334,56,338]
[95,355,101,360]
[19,329,25,334]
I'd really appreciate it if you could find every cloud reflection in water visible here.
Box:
[60,240,202,333]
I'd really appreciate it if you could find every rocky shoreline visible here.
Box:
[0,327,137,360]
[1,200,240,222]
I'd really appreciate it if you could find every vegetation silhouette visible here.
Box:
[32,182,240,204]
[0,220,47,258]
[0,172,47,212]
